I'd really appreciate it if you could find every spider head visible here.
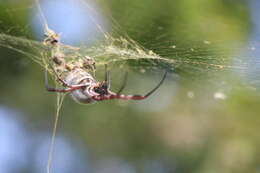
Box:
[94,81,110,95]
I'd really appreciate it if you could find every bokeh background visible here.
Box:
[1,0,260,173]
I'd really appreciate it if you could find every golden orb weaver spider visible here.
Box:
[45,65,167,104]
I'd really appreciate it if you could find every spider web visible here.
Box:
[1,0,260,172]
[0,0,257,88]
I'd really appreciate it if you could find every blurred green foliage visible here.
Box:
[1,0,260,173]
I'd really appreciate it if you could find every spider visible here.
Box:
[45,65,167,104]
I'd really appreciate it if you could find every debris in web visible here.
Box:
[1,0,260,172]
[0,0,252,79]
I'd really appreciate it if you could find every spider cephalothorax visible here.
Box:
[45,65,167,104]
[94,82,109,95]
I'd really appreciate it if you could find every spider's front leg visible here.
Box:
[92,71,167,101]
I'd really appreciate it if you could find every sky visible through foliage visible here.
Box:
[0,0,260,173]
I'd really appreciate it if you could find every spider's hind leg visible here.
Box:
[45,70,83,93]
[117,72,128,94]
[104,64,110,88]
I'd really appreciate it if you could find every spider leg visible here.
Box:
[46,87,79,93]
[92,71,167,101]
[104,64,110,88]
[117,72,128,94]
[45,70,84,93]
[144,71,167,98]
[116,71,167,100]
[91,94,146,101]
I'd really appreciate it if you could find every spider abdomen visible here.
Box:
[65,68,97,104]
[70,89,95,104]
